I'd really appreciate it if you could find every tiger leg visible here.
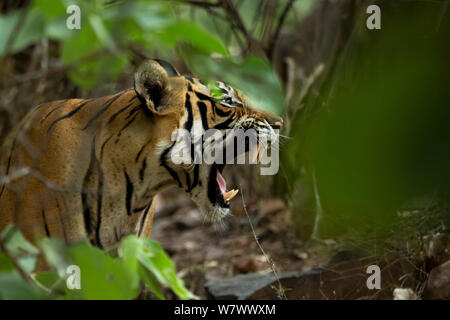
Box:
[138,195,158,239]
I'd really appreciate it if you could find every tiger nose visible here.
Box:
[272,119,283,129]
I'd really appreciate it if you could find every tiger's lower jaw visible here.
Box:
[207,206,231,223]
[203,163,239,222]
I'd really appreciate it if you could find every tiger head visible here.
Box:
[134,59,283,222]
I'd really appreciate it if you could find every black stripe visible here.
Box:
[40,100,67,124]
[100,135,113,160]
[47,100,92,133]
[133,206,148,213]
[137,199,153,237]
[194,91,215,103]
[81,138,96,236]
[106,96,138,125]
[197,101,209,129]
[41,209,50,237]
[82,93,124,130]
[124,170,134,216]
[215,106,232,117]
[94,157,104,249]
[0,106,42,198]
[0,135,18,199]
[191,164,200,191]
[184,170,191,192]
[114,228,120,242]
[160,144,182,188]
[56,199,68,243]
[214,116,236,130]
[126,104,144,120]
[153,180,174,192]
[139,158,147,182]
[117,114,138,137]
[185,93,193,132]
[135,140,151,162]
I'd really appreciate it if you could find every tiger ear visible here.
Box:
[134,59,180,113]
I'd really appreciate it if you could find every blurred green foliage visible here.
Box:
[0,225,196,300]
[0,0,285,115]
[283,1,450,241]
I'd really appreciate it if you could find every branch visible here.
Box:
[222,0,256,53]
[177,0,223,8]
[267,0,296,60]
[0,232,51,294]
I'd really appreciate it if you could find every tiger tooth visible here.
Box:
[223,189,239,202]
[223,190,232,202]
[251,145,259,163]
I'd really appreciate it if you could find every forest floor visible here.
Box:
[151,188,449,300]
[151,187,332,299]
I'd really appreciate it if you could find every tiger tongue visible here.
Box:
[216,169,227,194]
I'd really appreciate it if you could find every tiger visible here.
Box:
[0,59,282,249]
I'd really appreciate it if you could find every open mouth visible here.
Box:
[208,163,239,208]
[206,142,264,208]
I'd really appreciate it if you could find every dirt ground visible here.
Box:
[151,186,330,299]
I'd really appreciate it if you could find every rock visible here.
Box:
[393,288,419,300]
[424,260,450,299]
[205,272,301,300]
[423,233,450,267]
[206,255,419,300]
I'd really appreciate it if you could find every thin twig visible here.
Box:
[240,187,287,300]
[177,0,223,9]
[267,0,296,60]
[0,233,51,294]
[222,0,260,54]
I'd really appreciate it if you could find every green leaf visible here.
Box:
[138,265,165,300]
[124,1,172,31]
[120,236,166,299]
[206,81,224,101]
[223,56,285,115]
[0,12,19,56]
[119,235,196,300]
[61,18,103,64]
[137,237,197,300]
[32,0,66,19]
[159,21,228,55]
[0,225,39,274]
[67,243,139,300]
[0,253,14,272]
[34,271,66,294]
[10,9,46,54]
[89,13,118,52]
[45,16,73,40]
[118,235,140,288]
[39,237,70,278]
[0,271,48,300]
[67,53,128,88]
[184,53,285,115]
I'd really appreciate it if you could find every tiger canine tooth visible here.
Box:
[251,145,260,163]
[223,189,239,201]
